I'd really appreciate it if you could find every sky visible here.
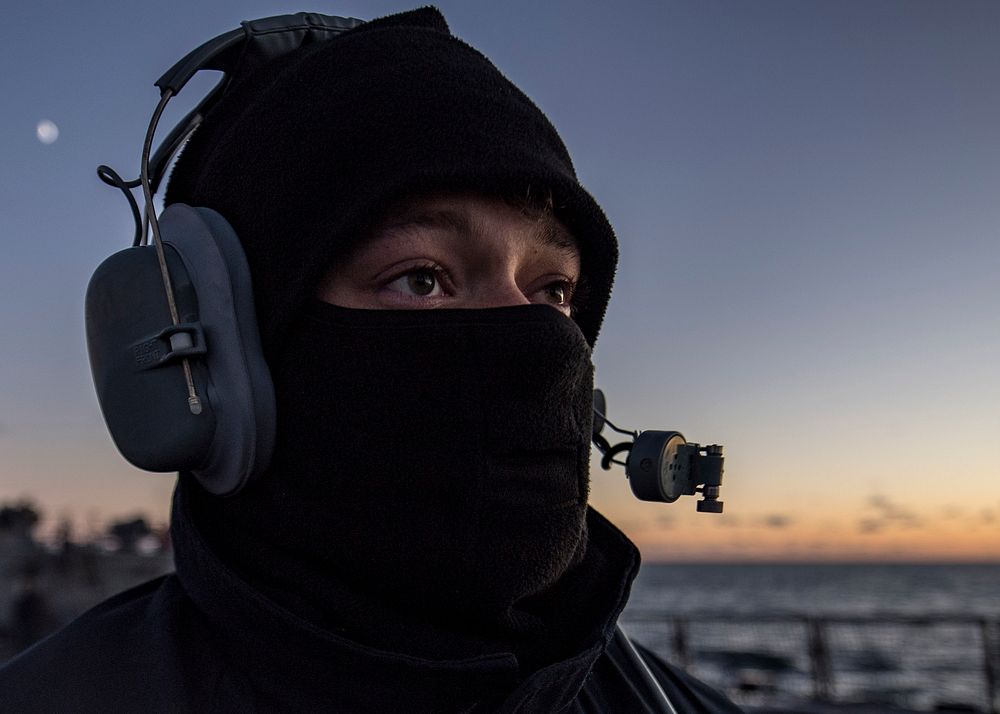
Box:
[1,0,998,561]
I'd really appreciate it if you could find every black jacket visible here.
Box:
[0,496,740,713]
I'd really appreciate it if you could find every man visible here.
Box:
[0,8,740,712]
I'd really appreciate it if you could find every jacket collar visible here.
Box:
[171,479,640,712]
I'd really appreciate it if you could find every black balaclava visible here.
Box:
[166,7,624,665]
[185,302,595,655]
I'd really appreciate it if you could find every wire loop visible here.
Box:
[600,441,633,471]
[96,165,143,246]
[594,408,638,438]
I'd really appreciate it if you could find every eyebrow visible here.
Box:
[381,208,473,239]
[379,207,580,256]
[534,216,578,254]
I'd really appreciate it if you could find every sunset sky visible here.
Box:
[1,0,998,561]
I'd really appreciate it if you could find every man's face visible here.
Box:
[316,193,581,316]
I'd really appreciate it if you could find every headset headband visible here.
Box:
[147,13,363,195]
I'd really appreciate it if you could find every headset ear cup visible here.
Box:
[158,204,276,495]
[86,241,218,473]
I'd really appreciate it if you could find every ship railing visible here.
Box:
[620,611,1000,713]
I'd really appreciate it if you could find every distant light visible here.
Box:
[36,119,59,144]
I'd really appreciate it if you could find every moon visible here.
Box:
[36,119,59,144]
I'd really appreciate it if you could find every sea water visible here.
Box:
[622,563,1000,711]
[627,563,1000,617]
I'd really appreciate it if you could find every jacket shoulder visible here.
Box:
[576,631,743,713]
[0,575,223,713]
[634,641,744,713]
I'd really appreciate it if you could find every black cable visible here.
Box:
[148,112,204,196]
[593,433,631,469]
[593,433,612,455]
[96,165,143,247]
[600,441,632,471]
[139,88,203,415]
[614,627,678,714]
[593,408,637,438]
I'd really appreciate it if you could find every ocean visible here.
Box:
[622,563,1000,712]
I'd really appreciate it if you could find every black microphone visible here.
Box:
[592,389,725,513]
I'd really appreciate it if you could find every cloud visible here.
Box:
[760,514,793,529]
[858,518,884,534]
[655,513,675,528]
[868,494,922,524]
[858,494,923,533]
[700,513,792,529]
[941,505,965,520]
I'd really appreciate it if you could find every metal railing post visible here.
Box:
[982,617,998,714]
[672,617,690,670]
[806,617,833,701]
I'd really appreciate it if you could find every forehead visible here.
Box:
[370,192,579,257]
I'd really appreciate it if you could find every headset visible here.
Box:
[87,13,363,496]
[86,12,726,512]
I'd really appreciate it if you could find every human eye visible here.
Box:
[384,265,448,300]
[532,279,576,314]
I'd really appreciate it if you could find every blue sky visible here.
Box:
[1,1,998,559]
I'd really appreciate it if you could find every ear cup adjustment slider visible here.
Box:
[130,323,207,372]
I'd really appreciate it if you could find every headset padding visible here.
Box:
[159,204,276,495]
